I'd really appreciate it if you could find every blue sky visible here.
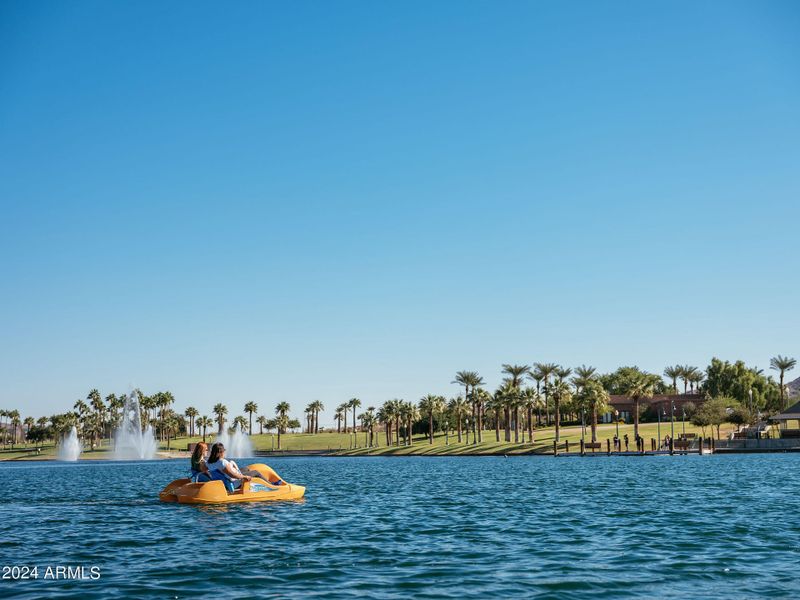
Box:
[2,0,799,424]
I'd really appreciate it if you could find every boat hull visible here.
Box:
[159,463,305,504]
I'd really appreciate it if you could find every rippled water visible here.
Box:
[1,455,798,598]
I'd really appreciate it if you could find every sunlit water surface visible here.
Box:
[1,455,798,598]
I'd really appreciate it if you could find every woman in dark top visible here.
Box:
[190,442,210,481]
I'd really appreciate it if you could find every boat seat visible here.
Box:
[208,469,235,493]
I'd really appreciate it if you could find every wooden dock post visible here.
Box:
[580,439,585,456]
[698,437,703,454]
[669,438,674,455]
[606,439,611,455]
[553,440,558,456]
[565,440,570,453]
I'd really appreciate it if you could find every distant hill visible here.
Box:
[789,376,800,398]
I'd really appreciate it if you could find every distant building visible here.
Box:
[769,401,800,437]
[602,394,705,423]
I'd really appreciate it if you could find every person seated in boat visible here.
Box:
[190,442,210,482]
[206,443,253,491]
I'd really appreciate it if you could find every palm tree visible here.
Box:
[399,401,419,446]
[304,405,314,433]
[572,365,597,392]
[359,408,376,447]
[243,402,258,435]
[625,374,656,440]
[184,406,198,437]
[376,403,392,445]
[679,365,699,395]
[488,388,506,442]
[275,402,291,434]
[521,387,539,443]
[533,363,558,425]
[310,400,324,434]
[688,369,704,394]
[663,365,681,394]
[546,379,572,442]
[501,364,530,442]
[233,415,248,432]
[335,403,348,434]
[8,410,20,448]
[275,414,289,449]
[575,379,609,443]
[256,415,267,435]
[212,403,228,434]
[453,371,484,442]
[770,355,797,410]
[448,396,470,443]
[418,395,446,444]
[348,398,361,433]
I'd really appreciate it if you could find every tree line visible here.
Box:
[3,355,795,450]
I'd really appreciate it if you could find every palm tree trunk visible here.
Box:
[513,407,519,443]
[555,399,561,442]
[477,401,483,443]
[495,413,500,442]
[634,399,640,439]
[591,405,598,443]
[527,407,533,444]
[429,411,434,444]
[457,415,462,443]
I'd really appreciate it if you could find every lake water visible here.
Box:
[1,455,798,598]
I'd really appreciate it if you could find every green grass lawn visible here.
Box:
[159,420,735,456]
[0,421,736,461]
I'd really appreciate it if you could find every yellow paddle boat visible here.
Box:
[159,463,305,504]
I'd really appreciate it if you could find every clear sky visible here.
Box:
[1,0,799,425]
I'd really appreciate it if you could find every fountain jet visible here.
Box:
[114,392,157,460]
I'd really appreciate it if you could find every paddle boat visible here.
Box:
[159,463,305,504]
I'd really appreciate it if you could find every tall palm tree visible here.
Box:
[7,410,20,447]
[488,388,506,442]
[87,389,104,448]
[359,408,376,447]
[770,355,797,410]
[348,398,361,433]
[275,414,289,449]
[663,365,681,394]
[198,416,212,442]
[184,406,198,437]
[573,365,597,392]
[243,402,258,435]
[527,370,545,425]
[521,387,539,443]
[472,387,491,444]
[688,369,704,394]
[625,374,656,440]
[547,379,572,442]
[212,403,228,434]
[453,371,484,442]
[501,364,530,442]
[679,365,699,395]
[304,404,314,433]
[335,402,349,434]
[575,379,610,443]
[399,401,420,446]
[533,363,558,425]
[448,396,470,443]
[418,394,446,444]
[256,415,267,435]
[310,400,324,434]
[376,403,392,445]
[275,402,291,434]
[233,415,248,432]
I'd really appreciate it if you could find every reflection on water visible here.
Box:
[2,455,800,599]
